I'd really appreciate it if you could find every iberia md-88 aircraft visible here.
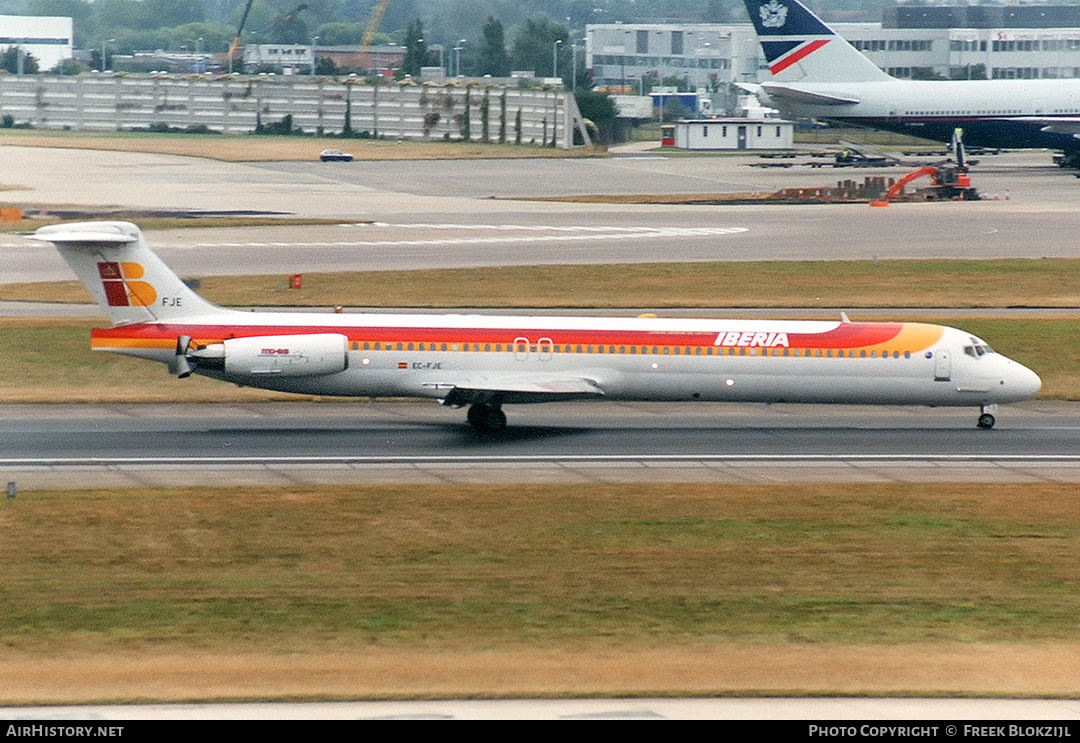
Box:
[741,0,1080,166]
[33,222,1040,431]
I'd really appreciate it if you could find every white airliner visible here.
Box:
[32,221,1040,431]
[742,0,1080,165]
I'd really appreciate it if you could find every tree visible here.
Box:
[575,88,618,144]
[511,17,568,79]
[401,19,430,77]
[141,0,205,28]
[269,4,309,45]
[314,22,366,46]
[1,46,39,74]
[479,16,510,77]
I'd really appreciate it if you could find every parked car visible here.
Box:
[319,149,354,162]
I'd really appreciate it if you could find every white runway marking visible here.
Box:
[4,453,1080,466]
[152,224,749,250]
[0,225,748,252]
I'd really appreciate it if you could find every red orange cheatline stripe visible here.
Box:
[770,39,830,75]
[89,323,944,355]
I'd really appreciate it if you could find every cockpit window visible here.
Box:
[963,337,994,358]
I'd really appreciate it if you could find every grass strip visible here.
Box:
[3,482,1080,654]
[6,259,1080,309]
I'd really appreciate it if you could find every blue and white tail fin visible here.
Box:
[742,0,891,83]
[32,221,232,326]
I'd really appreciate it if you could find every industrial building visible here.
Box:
[0,15,73,72]
[586,2,1080,111]
[672,118,794,150]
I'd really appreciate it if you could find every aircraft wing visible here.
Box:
[733,82,763,95]
[761,83,860,106]
[424,373,606,406]
[1033,118,1080,137]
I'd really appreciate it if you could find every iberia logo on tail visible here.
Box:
[97,261,157,307]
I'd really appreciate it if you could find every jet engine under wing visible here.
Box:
[425,373,606,406]
[761,83,861,106]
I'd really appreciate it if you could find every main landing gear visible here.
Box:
[977,405,996,430]
[467,403,507,433]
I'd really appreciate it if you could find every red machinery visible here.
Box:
[870,164,978,206]
[870,128,979,205]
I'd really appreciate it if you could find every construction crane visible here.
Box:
[227,0,256,73]
[228,2,309,73]
[362,0,391,74]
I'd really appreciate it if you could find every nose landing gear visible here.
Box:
[977,404,997,429]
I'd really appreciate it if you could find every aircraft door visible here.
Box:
[934,350,952,381]
[513,336,529,361]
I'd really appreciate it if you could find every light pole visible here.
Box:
[310,36,318,75]
[102,38,114,72]
[697,42,711,91]
[572,41,578,91]
[553,39,562,79]
[454,39,466,77]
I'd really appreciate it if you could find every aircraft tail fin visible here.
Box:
[742,0,891,83]
[32,221,230,326]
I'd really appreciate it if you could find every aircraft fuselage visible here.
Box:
[761,78,1080,151]
[92,312,1041,410]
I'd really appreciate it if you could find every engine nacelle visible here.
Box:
[220,333,349,377]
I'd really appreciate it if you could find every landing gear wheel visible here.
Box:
[977,413,996,429]
[467,404,507,433]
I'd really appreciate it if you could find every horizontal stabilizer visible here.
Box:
[30,224,138,247]
[762,83,860,106]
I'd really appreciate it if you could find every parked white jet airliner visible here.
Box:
[33,222,1041,431]
[741,0,1080,166]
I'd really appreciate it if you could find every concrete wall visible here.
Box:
[0,74,588,148]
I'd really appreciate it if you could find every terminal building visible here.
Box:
[837,2,1080,80]
[586,2,1080,118]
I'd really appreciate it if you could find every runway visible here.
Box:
[1,401,1077,490]
[4,148,1080,284]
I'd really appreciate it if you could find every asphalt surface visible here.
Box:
[0,400,1076,490]
[3,147,1080,285]
[0,146,1075,487]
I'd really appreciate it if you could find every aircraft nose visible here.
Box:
[1004,360,1042,400]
